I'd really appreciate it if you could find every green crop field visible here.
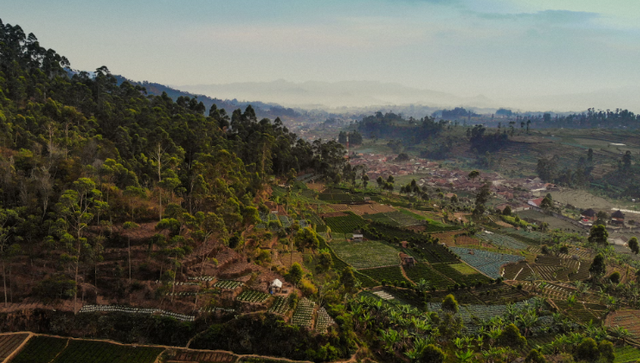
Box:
[50,340,163,363]
[324,213,367,233]
[403,263,452,289]
[11,336,69,363]
[449,263,478,275]
[330,239,399,268]
[359,266,411,285]
[432,263,492,286]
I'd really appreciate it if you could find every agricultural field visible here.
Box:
[431,231,459,246]
[315,307,336,333]
[516,210,584,233]
[505,229,550,244]
[291,298,316,329]
[454,235,484,247]
[477,232,529,250]
[364,212,400,226]
[403,263,452,289]
[213,280,243,290]
[550,190,615,210]
[268,296,290,315]
[318,189,365,204]
[503,261,532,281]
[324,213,367,233]
[475,285,530,305]
[431,263,492,286]
[449,247,525,279]
[163,349,237,363]
[329,238,399,269]
[449,263,478,275]
[0,333,29,361]
[236,290,270,304]
[519,281,574,300]
[359,266,412,286]
[12,338,164,363]
[606,310,640,343]
[613,346,640,363]
[11,336,69,363]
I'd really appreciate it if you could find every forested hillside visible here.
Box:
[0,19,346,307]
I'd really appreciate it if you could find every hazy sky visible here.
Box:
[3,0,640,111]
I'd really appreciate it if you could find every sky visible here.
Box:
[3,0,640,112]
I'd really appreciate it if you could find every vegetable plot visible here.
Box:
[0,334,30,361]
[11,336,68,363]
[268,296,290,315]
[315,307,335,333]
[449,247,524,279]
[237,290,270,304]
[478,232,529,250]
[50,340,163,363]
[291,298,316,328]
[213,280,243,290]
[324,213,366,233]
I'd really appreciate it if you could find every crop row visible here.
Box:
[477,232,529,250]
[359,266,411,286]
[11,336,69,363]
[268,296,290,315]
[237,290,270,304]
[431,263,492,286]
[213,280,244,290]
[449,247,524,279]
[315,307,335,333]
[0,334,29,360]
[12,337,162,363]
[404,263,452,289]
[291,298,315,328]
[78,304,195,322]
[324,213,366,233]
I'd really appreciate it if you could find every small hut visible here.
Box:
[270,279,283,294]
[399,253,416,268]
[581,208,597,222]
[611,210,625,225]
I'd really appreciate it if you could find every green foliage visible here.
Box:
[286,263,303,285]
[588,225,609,245]
[574,338,598,362]
[497,323,526,349]
[417,344,446,363]
[589,254,606,277]
[525,349,547,363]
[442,294,459,313]
[609,271,621,284]
[33,274,77,302]
[629,237,639,254]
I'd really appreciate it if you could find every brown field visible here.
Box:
[306,182,325,192]
[455,235,485,247]
[431,231,459,246]
[0,333,30,361]
[349,203,396,215]
[319,212,349,218]
[550,190,614,210]
[605,310,640,343]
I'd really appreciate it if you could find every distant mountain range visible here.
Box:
[176,79,494,110]
[113,75,304,121]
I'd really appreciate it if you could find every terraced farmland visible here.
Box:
[315,307,336,333]
[449,247,524,279]
[164,349,237,363]
[291,298,316,329]
[236,290,270,304]
[213,280,243,290]
[431,263,492,286]
[329,239,399,268]
[268,296,290,315]
[0,333,29,361]
[606,310,640,343]
[477,232,529,250]
[324,213,366,233]
[11,336,69,363]
[403,263,453,289]
[359,266,412,285]
[519,281,574,300]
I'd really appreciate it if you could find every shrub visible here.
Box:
[609,271,621,284]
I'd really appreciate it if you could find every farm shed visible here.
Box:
[352,234,364,242]
[399,253,416,267]
[528,197,544,208]
[270,279,283,293]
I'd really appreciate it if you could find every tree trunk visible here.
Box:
[128,237,132,282]
[2,260,6,307]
